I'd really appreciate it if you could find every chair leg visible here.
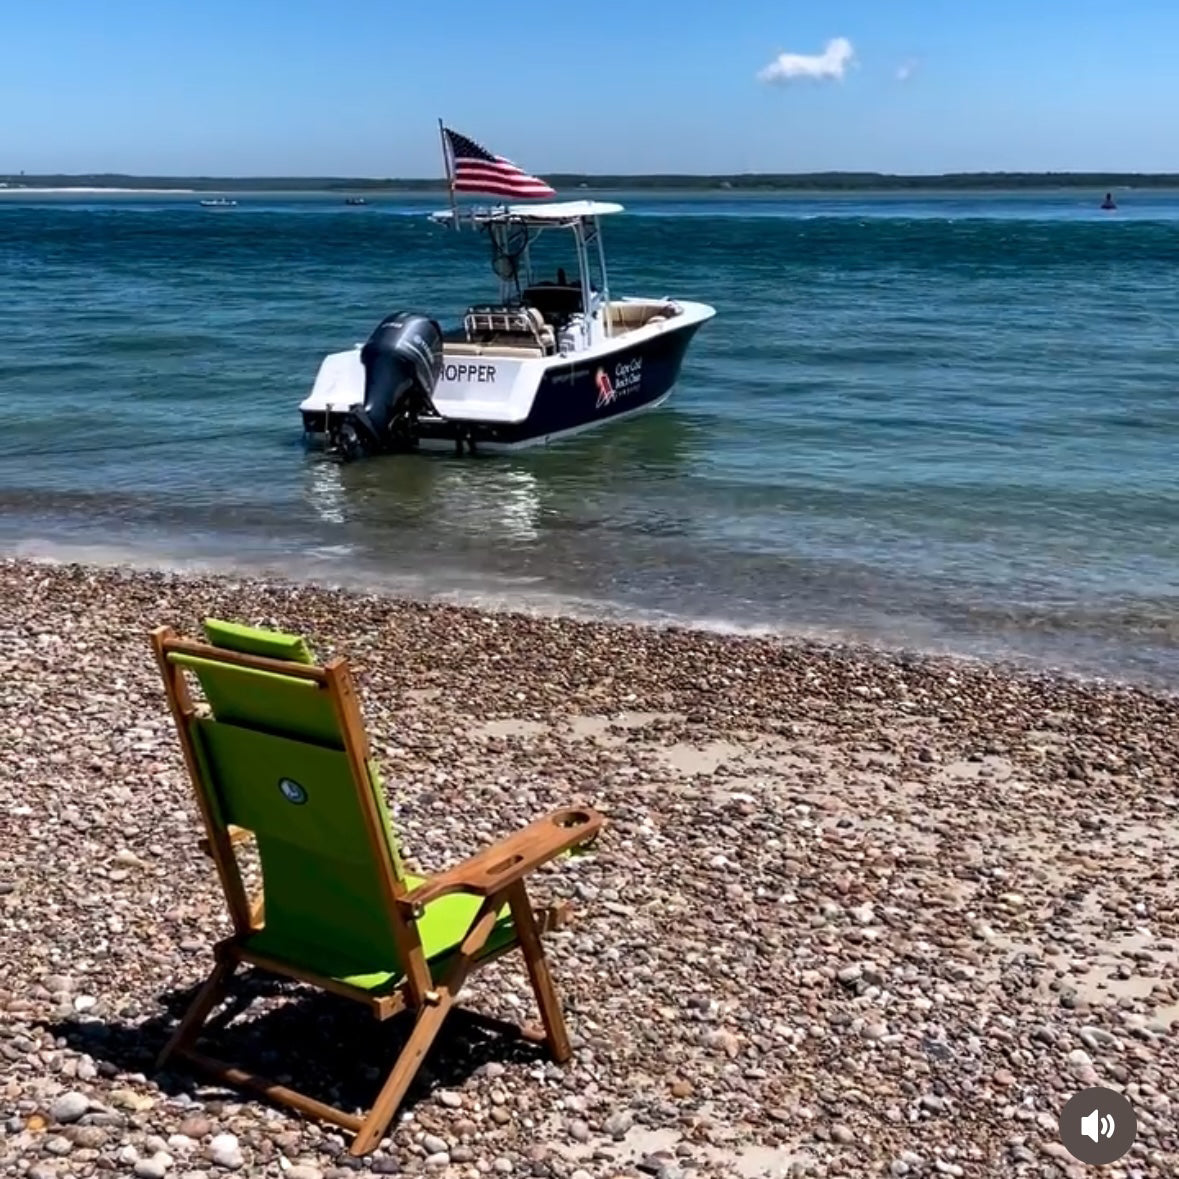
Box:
[156,958,236,1070]
[350,996,451,1155]
[508,881,572,1064]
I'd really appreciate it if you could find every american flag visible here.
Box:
[442,126,555,200]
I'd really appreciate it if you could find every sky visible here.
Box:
[3,0,1179,177]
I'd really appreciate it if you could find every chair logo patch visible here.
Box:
[278,778,308,805]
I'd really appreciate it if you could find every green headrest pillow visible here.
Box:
[203,618,316,665]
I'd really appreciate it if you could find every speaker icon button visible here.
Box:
[1059,1086,1137,1165]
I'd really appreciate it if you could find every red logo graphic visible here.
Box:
[594,367,616,409]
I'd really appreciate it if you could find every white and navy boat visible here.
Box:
[299,199,715,460]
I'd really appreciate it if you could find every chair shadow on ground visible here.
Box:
[47,968,548,1118]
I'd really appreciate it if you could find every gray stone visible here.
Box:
[604,1109,634,1138]
[49,1091,89,1124]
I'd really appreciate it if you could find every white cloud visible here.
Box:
[895,58,918,82]
[757,37,855,85]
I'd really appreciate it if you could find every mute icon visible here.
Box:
[1080,1108,1116,1143]
[1060,1086,1136,1165]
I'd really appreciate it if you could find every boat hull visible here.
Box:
[301,315,705,454]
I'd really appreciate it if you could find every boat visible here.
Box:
[299,199,715,460]
[344,196,368,206]
[199,197,237,208]
[1100,192,1117,211]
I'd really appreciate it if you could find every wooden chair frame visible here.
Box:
[150,625,604,1156]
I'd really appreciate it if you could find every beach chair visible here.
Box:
[150,619,604,1156]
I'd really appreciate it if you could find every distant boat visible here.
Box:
[199,198,237,208]
[1100,192,1117,211]
[345,196,368,206]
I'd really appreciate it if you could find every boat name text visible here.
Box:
[442,362,498,384]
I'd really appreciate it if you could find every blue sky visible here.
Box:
[3,0,1178,176]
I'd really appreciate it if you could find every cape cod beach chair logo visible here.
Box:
[595,357,643,408]
[278,777,308,805]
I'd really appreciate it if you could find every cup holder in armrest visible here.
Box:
[487,853,526,877]
[551,808,594,829]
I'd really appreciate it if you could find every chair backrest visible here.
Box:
[153,619,420,985]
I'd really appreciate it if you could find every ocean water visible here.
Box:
[1,188,1177,685]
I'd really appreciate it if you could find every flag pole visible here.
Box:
[438,118,459,232]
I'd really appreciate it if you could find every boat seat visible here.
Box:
[607,301,680,332]
[463,305,554,352]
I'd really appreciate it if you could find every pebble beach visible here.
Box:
[2,556,1177,1179]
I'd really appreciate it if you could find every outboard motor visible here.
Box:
[332,311,444,461]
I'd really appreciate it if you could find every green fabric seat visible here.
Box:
[172,618,516,993]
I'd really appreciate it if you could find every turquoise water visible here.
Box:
[1,189,1177,683]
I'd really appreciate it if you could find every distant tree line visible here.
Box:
[3,171,1177,192]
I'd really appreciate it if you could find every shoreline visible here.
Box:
[5,549,1175,701]
[3,557,1178,1175]
[0,186,197,195]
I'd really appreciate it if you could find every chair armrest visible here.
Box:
[400,807,604,912]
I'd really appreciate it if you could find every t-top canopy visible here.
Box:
[431,199,624,227]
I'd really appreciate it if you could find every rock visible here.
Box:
[65,1125,108,1149]
[49,1091,89,1124]
[207,1133,244,1170]
[110,1088,156,1112]
[287,1166,324,1179]
[423,1152,449,1167]
[1080,1026,1121,1051]
[604,1110,634,1138]
[179,1115,213,1139]
[421,1134,448,1156]
[134,1154,174,1179]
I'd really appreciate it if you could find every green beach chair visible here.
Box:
[150,619,604,1157]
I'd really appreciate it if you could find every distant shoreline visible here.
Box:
[0,186,196,195]
[1,171,1176,194]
